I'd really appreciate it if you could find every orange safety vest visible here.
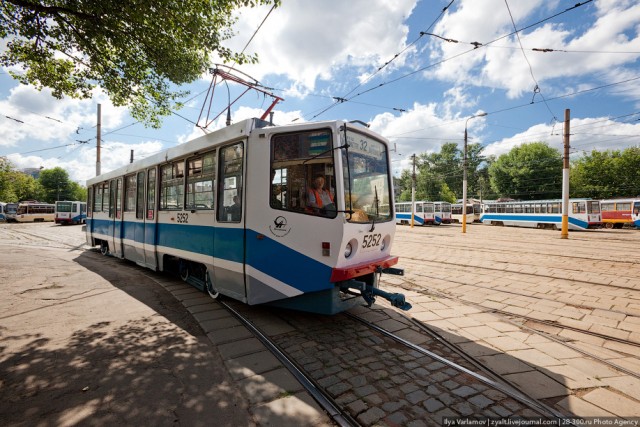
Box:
[310,188,334,208]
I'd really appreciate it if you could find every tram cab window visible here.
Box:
[342,128,393,224]
[218,143,244,222]
[270,130,336,218]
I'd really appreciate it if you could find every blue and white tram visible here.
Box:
[86,118,410,314]
[433,201,452,224]
[395,201,439,225]
[55,200,87,225]
[633,200,640,228]
[480,199,602,230]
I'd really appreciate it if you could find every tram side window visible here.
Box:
[186,152,216,210]
[147,168,156,219]
[572,202,586,214]
[618,203,631,212]
[136,171,145,219]
[93,184,102,213]
[218,143,244,222]
[160,161,185,210]
[124,174,136,212]
[87,187,93,217]
[601,202,613,212]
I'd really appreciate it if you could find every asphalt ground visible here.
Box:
[1,221,639,425]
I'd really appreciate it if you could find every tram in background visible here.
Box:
[600,198,640,229]
[481,199,602,230]
[0,202,18,222]
[451,203,480,223]
[395,201,440,225]
[55,201,87,225]
[433,201,452,224]
[14,202,55,223]
[86,118,410,314]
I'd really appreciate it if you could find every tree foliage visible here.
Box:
[571,147,640,198]
[396,142,492,202]
[488,142,562,200]
[0,158,43,201]
[0,161,86,203]
[1,0,279,127]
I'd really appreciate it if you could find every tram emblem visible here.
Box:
[269,216,291,237]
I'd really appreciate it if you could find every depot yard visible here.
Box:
[1,221,639,424]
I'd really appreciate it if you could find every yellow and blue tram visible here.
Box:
[86,118,410,314]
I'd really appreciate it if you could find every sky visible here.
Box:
[1,0,640,186]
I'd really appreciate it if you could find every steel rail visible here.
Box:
[220,300,359,427]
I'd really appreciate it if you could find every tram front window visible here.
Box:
[271,129,337,218]
[342,130,393,224]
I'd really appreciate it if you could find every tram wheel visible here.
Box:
[179,261,190,282]
[206,273,219,299]
[100,241,109,256]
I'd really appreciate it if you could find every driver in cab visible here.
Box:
[307,174,335,215]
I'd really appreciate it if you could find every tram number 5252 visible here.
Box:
[362,233,381,249]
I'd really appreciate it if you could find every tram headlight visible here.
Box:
[344,242,353,258]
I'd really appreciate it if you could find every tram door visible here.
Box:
[109,177,124,258]
[143,167,158,270]
[213,141,247,301]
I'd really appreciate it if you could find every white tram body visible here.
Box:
[86,118,409,314]
[451,203,477,224]
[480,199,602,230]
[55,201,87,225]
[395,201,439,225]
[433,201,452,224]
[15,202,55,222]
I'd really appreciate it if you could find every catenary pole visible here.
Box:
[561,109,570,239]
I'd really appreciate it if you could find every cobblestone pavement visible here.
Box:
[2,221,639,425]
[382,223,640,419]
[233,303,551,425]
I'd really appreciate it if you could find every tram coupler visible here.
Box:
[381,267,404,276]
[339,279,412,311]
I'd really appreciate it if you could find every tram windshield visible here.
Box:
[343,129,393,224]
[56,201,73,212]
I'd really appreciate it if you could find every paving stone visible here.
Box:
[423,398,444,413]
[357,406,385,425]
[503,370,569,399]
[582,388,640,417]
[406,389,429,405]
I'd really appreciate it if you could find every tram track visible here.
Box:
[388,279,640,380]
[393,266,640,344]
[396,234,640,268]
[223,300,564,424]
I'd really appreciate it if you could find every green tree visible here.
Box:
[38,167,72,202]
[489,142,562,200]
[1,0,279,127]
[571,147,640,198]
[0,158,43,201]
[396,142,486,202]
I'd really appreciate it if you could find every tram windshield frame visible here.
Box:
[342,128,393,224]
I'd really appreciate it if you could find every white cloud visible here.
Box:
[483,116,640,158]
[429,0,640,99]
[221,0,418,93]
[0,85,127,148]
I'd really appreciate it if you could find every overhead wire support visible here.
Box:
[196,65,284,130]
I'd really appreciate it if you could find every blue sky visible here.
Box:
[1,0,640,184]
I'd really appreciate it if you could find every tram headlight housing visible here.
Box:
[344,242,353,258]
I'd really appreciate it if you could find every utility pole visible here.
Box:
[411,154,416,228]
[96,103,101,176]
[561,109,570,239]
